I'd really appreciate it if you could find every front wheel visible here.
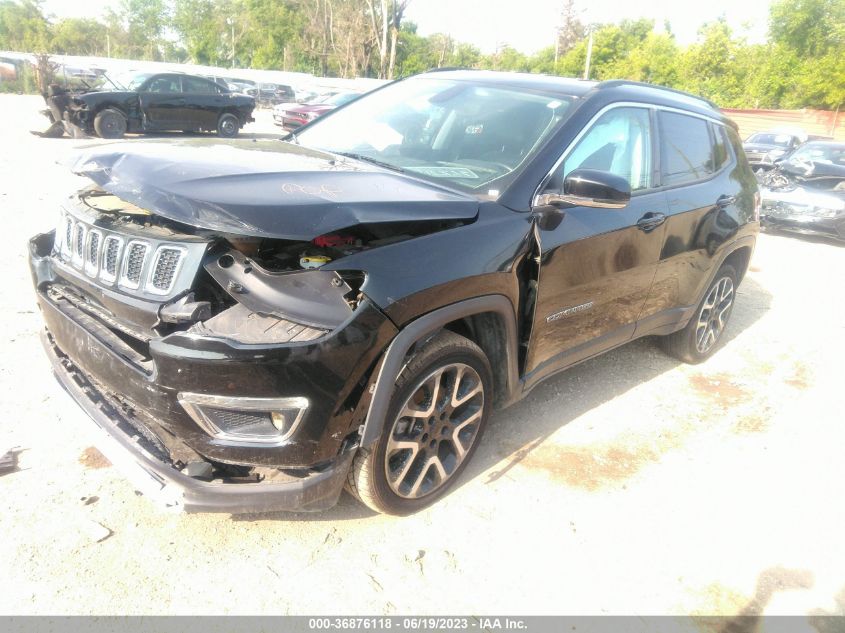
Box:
[347,331,493,515]
[217,113,239,137]
[660,264,738,364]
[93,108,127,138]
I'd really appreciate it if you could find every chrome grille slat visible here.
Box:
[121,241,149,289]
[84,230,101,277]
[100,236,123,283]
[147,246,185,295]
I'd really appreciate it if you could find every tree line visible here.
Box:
[0,0,842,110]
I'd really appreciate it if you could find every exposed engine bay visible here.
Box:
[59,186,470,340]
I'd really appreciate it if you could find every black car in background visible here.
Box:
[50,71,255,138]
[29,71,759,515]
[743,130,804,170]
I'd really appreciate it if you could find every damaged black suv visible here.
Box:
[29,70,759,515]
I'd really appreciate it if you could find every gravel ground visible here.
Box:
[1,94,844,618]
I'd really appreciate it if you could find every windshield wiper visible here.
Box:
[334,151,404,173]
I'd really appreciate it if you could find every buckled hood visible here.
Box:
[69,139,479,240]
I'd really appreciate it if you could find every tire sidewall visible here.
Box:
[368,344,493,515]
[684,264,738,362]
[95,108,126,139]
[218,113,239,137]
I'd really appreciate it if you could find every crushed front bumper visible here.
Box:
[43,323,355,514]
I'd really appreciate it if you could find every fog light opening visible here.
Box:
[177,393,308,446]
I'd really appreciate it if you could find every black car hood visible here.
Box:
[69,139,479,240]
[781,159,845,180]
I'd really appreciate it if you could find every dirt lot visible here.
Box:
[1,94,844,618]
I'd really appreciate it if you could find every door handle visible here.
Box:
[636,212,666,232]
[175,99,186,105]
[716,195,736,208]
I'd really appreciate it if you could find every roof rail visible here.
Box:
[596,79,720,110]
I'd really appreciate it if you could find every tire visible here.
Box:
[93,108,127,139]
[347,331,493,515]
[217,113,239,137]
[660,264,738,364]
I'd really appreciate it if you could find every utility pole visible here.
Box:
[227,17,235,69]
[106,34,111,58]
[583,29,593,80]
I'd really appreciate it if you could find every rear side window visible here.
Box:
[183,77,217,94]
[658,111,715,186]
[712,124,731,169]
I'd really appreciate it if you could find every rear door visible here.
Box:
[524,105,668,383]
[138,74,185,128]
[637,111,743,332]
[181,76,225,130]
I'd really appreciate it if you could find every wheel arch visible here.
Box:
[721,244,753,282]
[359,295,520,448]
[92,102,128,119]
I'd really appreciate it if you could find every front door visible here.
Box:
[525,105,667,383]
[138,75,185,129]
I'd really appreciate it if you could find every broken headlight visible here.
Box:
[178,393,308,445]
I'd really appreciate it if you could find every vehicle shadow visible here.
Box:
[240,275,772,523]
[456,273,773,493]
[761,227,845,248]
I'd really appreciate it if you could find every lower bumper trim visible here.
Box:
[43,331,354,514]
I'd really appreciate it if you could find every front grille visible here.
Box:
[54,207,207,300]
[148,247,184,294]
[123,242,149,288]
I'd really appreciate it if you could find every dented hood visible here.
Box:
[69,139,479,240]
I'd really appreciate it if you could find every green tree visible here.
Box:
[0,0,50,52]
[50,18,105,56]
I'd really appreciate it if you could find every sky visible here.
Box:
[404,0,773,53]
[41,0,774,55]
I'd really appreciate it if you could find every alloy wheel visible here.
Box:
[695,276,734,353]
[384,362,484,499]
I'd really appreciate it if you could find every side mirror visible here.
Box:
[534,169,631,209]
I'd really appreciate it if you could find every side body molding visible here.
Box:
[360,295,520,447]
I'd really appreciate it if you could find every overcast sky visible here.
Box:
[42,0,774,54]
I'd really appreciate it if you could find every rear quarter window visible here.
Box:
[658,111,716,186]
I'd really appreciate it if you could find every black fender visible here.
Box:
[359,295,520,447]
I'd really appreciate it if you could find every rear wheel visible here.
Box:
[217,113,239,137]
[660,264,738,364]
[347,331,492,515]
[93,108,127,138]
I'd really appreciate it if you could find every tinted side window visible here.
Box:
[554,107,653,191]
[183,77,216,94]
[146,76,181,93]
[712,124,731,169]
[658,111,715,186]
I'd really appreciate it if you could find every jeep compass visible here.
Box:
[29,70,759,515]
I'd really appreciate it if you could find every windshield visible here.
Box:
[107,72,153,91]
[787,143,845,166]
[296,78,573,193]
[748,133,794,147]
[325,92,359,106]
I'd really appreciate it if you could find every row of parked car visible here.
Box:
[743,129,845,242]
[35,68,364,140]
